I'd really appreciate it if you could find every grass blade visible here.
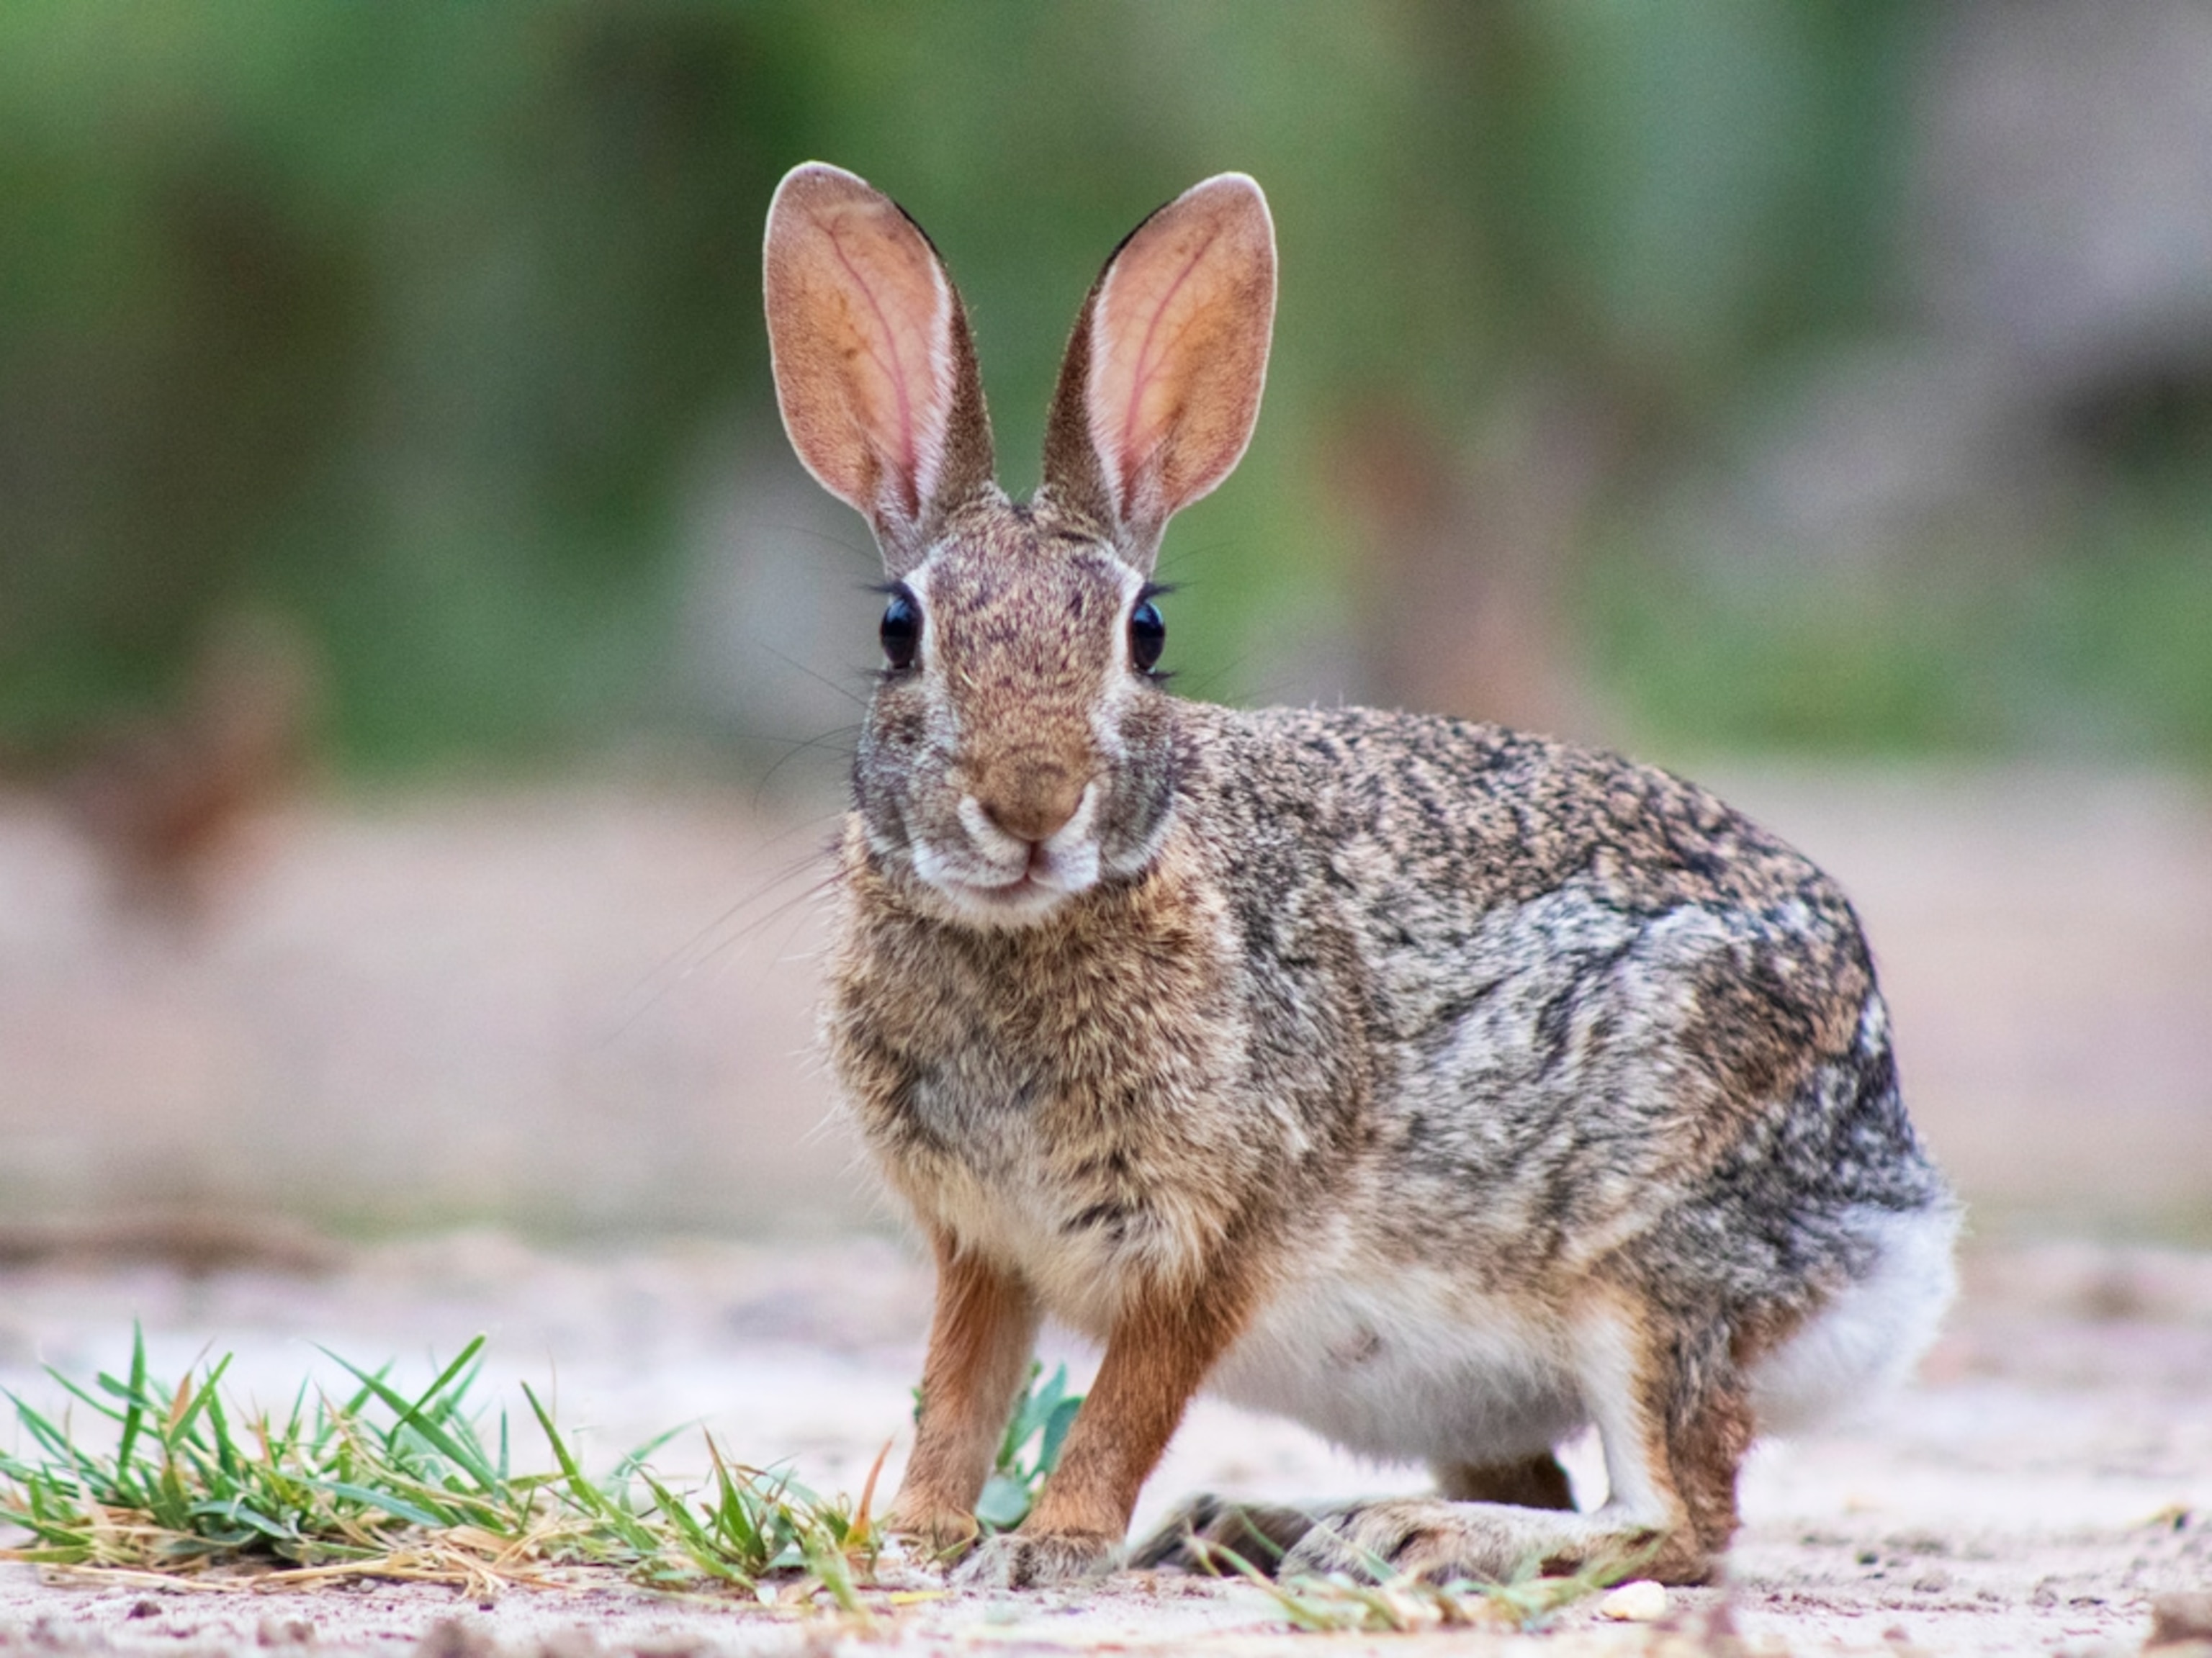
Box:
[518,1382,658,1556]
[318,1343,495,1490]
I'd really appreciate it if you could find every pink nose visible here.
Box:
[976,760,1085,844]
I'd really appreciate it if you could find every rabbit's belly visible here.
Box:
[1207,1268,1583,1464]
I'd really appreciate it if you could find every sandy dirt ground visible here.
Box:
[2,1233,2210,1657]
[2,772,2211,1652]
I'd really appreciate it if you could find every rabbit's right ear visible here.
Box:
[1040,175,1275,572]
[763,163,997,573]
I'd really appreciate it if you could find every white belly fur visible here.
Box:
[1202,1202,1957,1469]
[1207,1265,1587,1466]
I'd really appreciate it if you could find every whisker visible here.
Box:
[600,818,844,1041]
[715,721,861,754]
[753,724,860,803]
[689,862,848,997]
[1167,653,1256,703]
[744,636,873,711]
[763,519,879,570]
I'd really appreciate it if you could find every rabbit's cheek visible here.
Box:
[1087,707,1187,880]
[1094,776,1177,881]
[853,701,940,851]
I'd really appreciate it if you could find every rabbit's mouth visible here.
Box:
[945,869,1074,917]
[913,860,1097,926]
[908,790,1106,924]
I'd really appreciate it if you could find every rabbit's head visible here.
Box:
[765,165,1275,925]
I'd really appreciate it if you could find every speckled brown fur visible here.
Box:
[763,164,1958,1592]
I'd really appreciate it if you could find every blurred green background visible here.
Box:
[3,2,2211,1245]
[4,0,2209,778]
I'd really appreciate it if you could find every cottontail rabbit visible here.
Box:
[60,610,318,922]
[763,164,1956,1590]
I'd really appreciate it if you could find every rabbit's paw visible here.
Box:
[1128,1494,1323,1575]
[1280,1500,1537,1585]
[952,1528,1118,1590]
[886,1502,980,1567]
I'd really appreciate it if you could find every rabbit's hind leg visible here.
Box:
[1277,1299,1744,1587]
[1128,1451,1575,1581]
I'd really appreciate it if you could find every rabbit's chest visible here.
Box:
[884,1058,1251,1333]
[828,847,1277,1324]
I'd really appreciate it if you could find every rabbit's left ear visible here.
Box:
[1041,175,1276,572]
[764,163,997,574]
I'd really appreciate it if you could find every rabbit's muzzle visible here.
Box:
[970,754,1088,846]
[907,772,1106,922]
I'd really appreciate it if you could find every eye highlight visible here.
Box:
[879,585,921,670]
[1128,595,1166,674]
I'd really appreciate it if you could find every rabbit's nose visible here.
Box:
[975,761,1087,846]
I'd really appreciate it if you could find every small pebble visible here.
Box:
[1597,1579,1669,1622]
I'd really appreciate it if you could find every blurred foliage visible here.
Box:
[1589,477,2212,762]
[1,1,2206,773]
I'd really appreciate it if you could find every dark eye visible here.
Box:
[879,586,920,670]
[1128,598,1165,673]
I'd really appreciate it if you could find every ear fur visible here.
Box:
[1040,174,1276,569]
[763,163,997,572]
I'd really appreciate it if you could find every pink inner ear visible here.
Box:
[1099,226,1223,508]
[817,212,948,520]
[765,165,957,539]
[1078,176,1274,536]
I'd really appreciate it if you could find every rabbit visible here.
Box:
[58,608,319,922]
[761,162,1959,1592]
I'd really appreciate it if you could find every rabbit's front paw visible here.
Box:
[887,1501,980,1566]
[952,1528,1118,1590]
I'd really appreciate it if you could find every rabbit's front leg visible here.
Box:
[890,1234,1041,1562]
[956,1263,1257,1590]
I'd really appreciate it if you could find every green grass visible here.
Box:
[974,1361,1082,1533]
[1583,493,2212,767]
[0,1326,888,1605]
[4,1335,1627,1630]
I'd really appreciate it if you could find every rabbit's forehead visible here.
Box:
[914,538,1137,667]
